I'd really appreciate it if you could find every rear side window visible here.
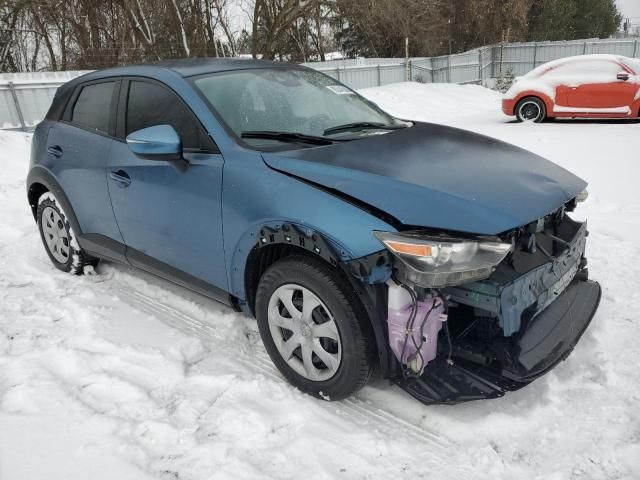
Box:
[126,81,211,151]
[71,82,115,133]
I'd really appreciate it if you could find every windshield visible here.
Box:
[624,58,640,74]
[193,67,400,148]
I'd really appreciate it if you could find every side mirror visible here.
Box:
[126,124,182,162]
[617,71,630,81]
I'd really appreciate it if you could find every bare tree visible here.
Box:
[170,0,190,56]
[252,0,320,59]
[212,0,237,55]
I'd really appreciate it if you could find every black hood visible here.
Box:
[261,122,587,235]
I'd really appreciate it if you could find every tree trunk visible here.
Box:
[170,0,190,56]
[213,0,236,56]
[30,4,58,70]
[315,1,324,61]
[252,0,262,58]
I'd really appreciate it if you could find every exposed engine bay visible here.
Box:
[384,204,601,404]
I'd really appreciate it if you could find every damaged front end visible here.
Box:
[361,200,601,405]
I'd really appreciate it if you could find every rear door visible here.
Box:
[106,78,227,291]
[45,79,125,259]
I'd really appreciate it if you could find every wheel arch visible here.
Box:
[240,221,393,377]
[27,166,83,235]
[237,221,352,311]
[514,92,555,118]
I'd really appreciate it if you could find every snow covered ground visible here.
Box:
[1,83,640,480]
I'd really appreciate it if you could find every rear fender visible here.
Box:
[27,165,83,235]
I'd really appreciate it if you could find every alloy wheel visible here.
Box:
[519,101,541,121]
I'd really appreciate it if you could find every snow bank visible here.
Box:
[361,82,503,123]
[2,83,640,479]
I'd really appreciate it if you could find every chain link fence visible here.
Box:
[3,37,640,130]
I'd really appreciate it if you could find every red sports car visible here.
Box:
[502,54,640,122]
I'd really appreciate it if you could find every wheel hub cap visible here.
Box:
[267,284,342,382]
[300,323,312,338]
[520,102,540,121]
[42,206,71,264]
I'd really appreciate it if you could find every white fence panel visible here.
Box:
[1,82,58,128]
[0,88,23,129]
[449,51,481,83]
[0,71,89,129]
[2,38,640,129]
[316,63,407,90]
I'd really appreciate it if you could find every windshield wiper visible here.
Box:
[241,131,338,145]
[323,122,407,136]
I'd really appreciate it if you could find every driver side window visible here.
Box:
[125,80,215,152]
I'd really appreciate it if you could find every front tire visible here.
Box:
[515,97,546,123]
[255,256,375,400]
[37,192,92,274]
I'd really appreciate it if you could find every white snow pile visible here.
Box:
[2,83,640,480]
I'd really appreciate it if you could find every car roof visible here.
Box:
[57,58,307,96]
[128,57,298,77]
[524,54,630,78]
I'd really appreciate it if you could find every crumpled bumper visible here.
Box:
[395,278,601,405]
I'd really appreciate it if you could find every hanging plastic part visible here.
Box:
[83,264,97,276]
[387,279,446,375]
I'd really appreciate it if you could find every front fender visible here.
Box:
[509,90,555,117]
[223,152,395,300]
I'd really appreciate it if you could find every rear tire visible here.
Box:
[37,192,93,274]
[255,256,375,401]
[515,97,546,123]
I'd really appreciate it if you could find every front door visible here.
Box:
[565,60,636,111]
[106,79,227,291]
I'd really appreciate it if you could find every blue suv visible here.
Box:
[28,59,601,404]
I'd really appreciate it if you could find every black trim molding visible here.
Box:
[126,246,235,308]
[78,233,127,264]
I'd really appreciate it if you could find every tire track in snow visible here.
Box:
[112,285,477,475]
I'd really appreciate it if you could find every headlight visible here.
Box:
[575,189,589,203]
[374,231,512,288]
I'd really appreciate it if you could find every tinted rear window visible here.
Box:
[71,82,114,133]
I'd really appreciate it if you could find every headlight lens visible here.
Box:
[575,189,589,203]
[374,231,512,288]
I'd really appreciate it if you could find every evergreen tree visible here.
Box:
[236,30,253,56]
[528,0,622,41]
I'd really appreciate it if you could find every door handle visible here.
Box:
[109,169,131,188]
[47,145,63,158]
